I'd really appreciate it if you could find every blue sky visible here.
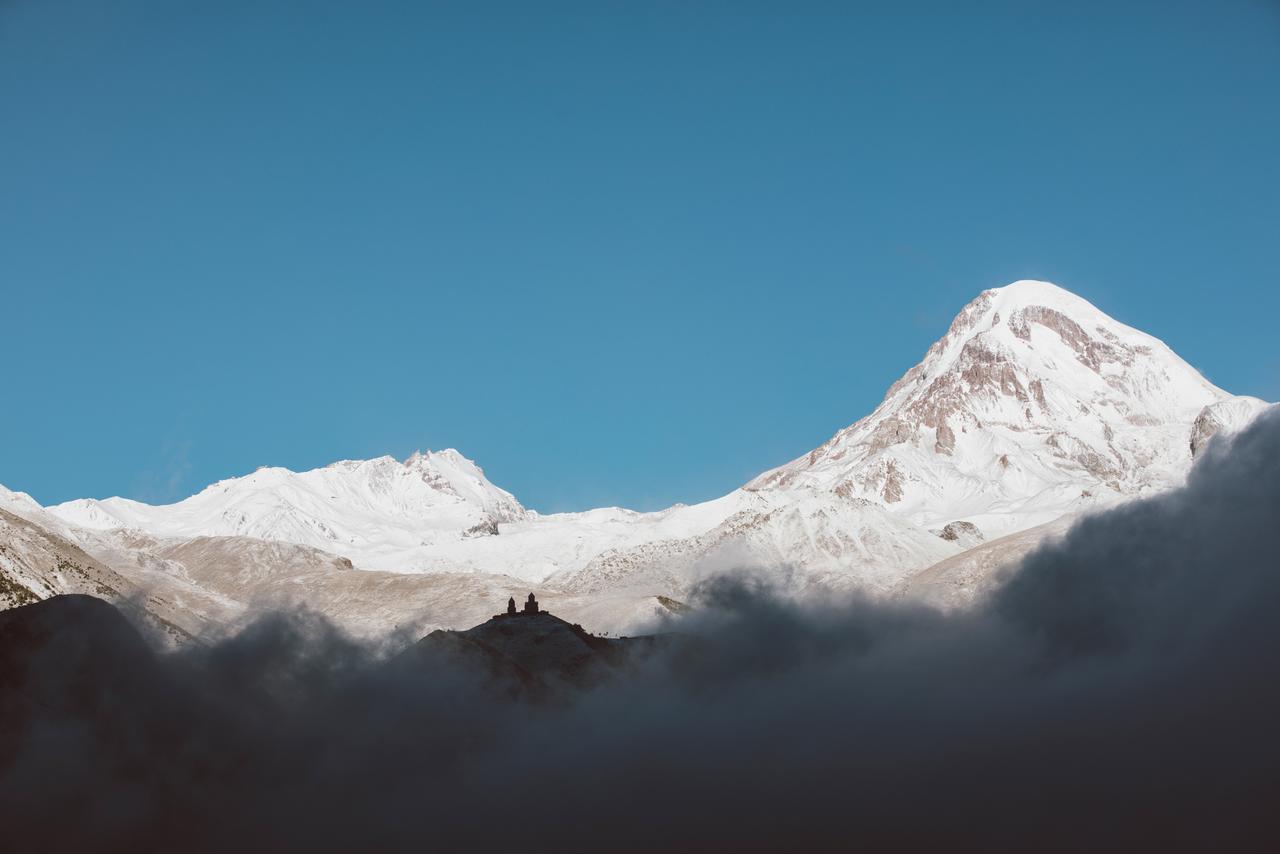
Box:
[3,0,1278,512]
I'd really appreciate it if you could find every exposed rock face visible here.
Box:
[937,521,984,548]
[881,460,906,503]
[935,421,956,455]
[463,519,501,538]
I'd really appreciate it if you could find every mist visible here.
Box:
[3,409,1279,852]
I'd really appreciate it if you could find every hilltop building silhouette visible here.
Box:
[496,592,543,619]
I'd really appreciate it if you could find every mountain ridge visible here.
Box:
[4,280,1271,634]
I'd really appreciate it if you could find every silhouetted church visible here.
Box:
[497,592,542,618]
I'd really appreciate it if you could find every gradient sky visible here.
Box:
[3,0,1278,512]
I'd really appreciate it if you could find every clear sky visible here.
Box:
[3,0,1278,512]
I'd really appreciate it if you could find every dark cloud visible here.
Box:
[3,410,1279,852]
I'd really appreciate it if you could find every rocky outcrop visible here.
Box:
[1190,398,1273,458]
[936,521,984,548]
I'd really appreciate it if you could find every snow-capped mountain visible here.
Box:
[8,279,1270,634]
[542,281,1269,600]
[748,280,1269,539]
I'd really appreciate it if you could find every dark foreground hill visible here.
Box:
[0,594,672,851]
[0,595,660,719]
[402,607,663,696]
[0,595,166,763]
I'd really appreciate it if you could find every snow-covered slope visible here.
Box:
[548,490,959,598]
[0,507,234,644]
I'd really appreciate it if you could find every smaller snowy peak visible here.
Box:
[401,449,525,522]
[43,497,139,531]
[987,279,1121,319]
[45,448,529,556]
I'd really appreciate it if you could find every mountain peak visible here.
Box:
[405,448,471,470]
[748,279,1241,539]
[45,445,528,561]
[924,279,1193,384]
[938,280,1154,355]
[985,279,1082,306]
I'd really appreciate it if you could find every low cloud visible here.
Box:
[3,410,1280,852]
